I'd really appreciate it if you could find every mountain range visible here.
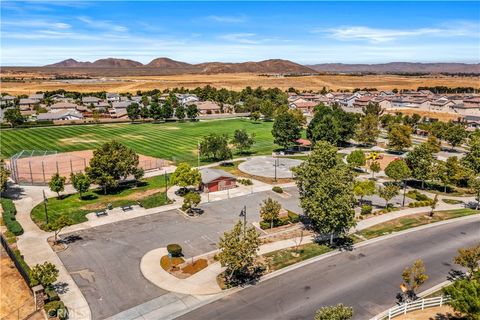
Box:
[44,58,480,74]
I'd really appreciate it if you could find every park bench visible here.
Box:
[95,210,107,217]
[121,205,133,212]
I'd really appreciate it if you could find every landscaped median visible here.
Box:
[31,174,170,230]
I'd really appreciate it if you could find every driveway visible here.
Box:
[57,188,301,319]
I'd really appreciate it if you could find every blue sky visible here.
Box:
[1,1,479,66]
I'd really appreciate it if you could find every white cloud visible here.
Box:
[2,19,71,29]
[207,15,246,23]
[218,33,258,44]
[319,22,479,43]
[77,16,128,32]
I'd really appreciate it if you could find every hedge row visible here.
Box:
[408,200,433,208]
[260,211,299,229]
[1,198,23,236]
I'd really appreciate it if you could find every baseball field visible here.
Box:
[0,119,277,164]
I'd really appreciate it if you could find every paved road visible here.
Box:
[57,188,301,319]
[177,217,480,320]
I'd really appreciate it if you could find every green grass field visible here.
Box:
[0,119,277,164]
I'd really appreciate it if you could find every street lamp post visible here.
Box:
[239,205,247,235]
[43,190,49,224]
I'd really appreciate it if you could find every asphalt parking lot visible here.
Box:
[57,187,302,319]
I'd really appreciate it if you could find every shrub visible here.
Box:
[287,211,300,223]
[408,200,433,208]
[406,190,431,202]
[0,198,23,236]
[44,301,67,319]
[237,178,253,186]
[361,205,373,215]
[167,244,183,257]
[45,287,59,302]
[272,186,283,193]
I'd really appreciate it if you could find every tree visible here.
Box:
[199,133,232,161]
[288,109,307,126]
[377,184,400,207]
[353,180,376,203]
[453,244,480,279]
[162,101,174,119]
[363,102,382,117]
[250,111,261,122]
[170,163,201,189]
[70,172,90,199]
[260,197,281,229]
[259,100,275,120]
[272,111,301,150]
[314,304,353,320]
[140,106,150,120]
[4,108,24,128]
[232,129,255,154]
[182,192,201,213]
[175,104,186,121]
[0,162,10,192]
[46,216,73,244]
[443,278,480,320]
[463,136,480,175]
[424,135,441,154]
[126,103,140,122]
[401,259,428,296]
[30,262,59,287]
[385,159,411,182]
[406,144,435,189]
[470,177,480,210]
[355,114,380,145]
[307,104,357,147]
[294,142,356,244]
[49,173,65,198]
[186,104,199,120]
[443,123,467,150]
[218,221,260,283]
[387,124,412,152]
[86,141,140,194]
[347,150,366,169]
[149,101,164,121]
[369,161,381,179]
[429,194,438,217]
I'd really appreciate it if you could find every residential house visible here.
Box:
[106,93,121,102]
[289,99,317,114]
[82,96,102,105]
[18,98,39,110]
[176,94,199,105]
[49,102,85,112]
[109,101,132,118]
[28,93,44,100]
[37,110,84,121]
[430,97,456,112]
[194,101,221,115]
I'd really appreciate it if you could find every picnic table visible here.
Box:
[95,210,107,217]
[121,205,133,212]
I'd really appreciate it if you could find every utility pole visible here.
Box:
[239,205,247,236]
[164,170,168,202]
[43,190,49,225]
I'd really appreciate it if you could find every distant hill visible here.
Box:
[307,62,480,74]
[146,57,192,68]
[44,57,316,74]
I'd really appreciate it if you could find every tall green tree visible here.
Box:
[463,136,480,175]
[377,184,400,207]
[385,159,411,206]
[49,173,65,198]
[218,221,261,284]
[162,101,174,119]
[369,161,381,179]
[353,180,376,203]
[86,141,140,193]
[260,197,281,229]
[387,124,412,152]
[444,278,480,320]
[170,163,201,188]
[294,142,356,243]
[70,172,91,199]
[401,259,428,295]
[175,104,186,121]
[186,104,199,120]
[0,162,10,192]
[406,144,435,189]
[314,304,353,320]
[424,135,441,154]
[444,123,468,150]
[271,111,301,150]
[347,150,366,168]
[126,103,140,122]
[46,215,73,244]
[232,129,255,154]
[4,108,24,128]
[453,244,480,279]
[355,114,380,145]
[259,100,275,120]
[149,101,164,121]
[199,133,232,161]
[30,262,59,287]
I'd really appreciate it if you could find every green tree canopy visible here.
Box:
[294,141,356,243]
[353,180,376,202]
[260,197,281,229]
[385,159,411,182]
[355,113,380,145]
[186,104,199,120]
[406,144,435,189]
[126,103,140,122]
[346,150,366,168]
[387,124,412,152]
[199,133,232,161]
[175,104,186,121]
[30,262,59,287]
[401,259,428,294]
[46,215,73,244]
[170,163,201,188]
[86,141,140,193]
[49,173,65,198]
[271,111,302,150]
[443,123,468,150]
[377,184,400,207]
[453,244,480,279]
[70,172,91,198]
[182,192,201,213]
[0,162,10,192]
[443,278,480,320]
[463,136,480,175]
[232,129,255,154]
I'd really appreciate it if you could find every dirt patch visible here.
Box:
[394,305,459,320]
[120,134,146,140]
[80,187,165,210]
[163,126,180,130]
[59,135,98,145]
[0,247,36,319]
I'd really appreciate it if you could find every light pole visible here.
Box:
[43,190,49,224]
[164,170,168,202]
[273,156,279,182]
[239,205,247,235]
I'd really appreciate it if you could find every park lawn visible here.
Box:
[356,208,479,240]
[212,161,294,185]
[0,119,279,165]
[31,174,170,230]
[264,243,332,271]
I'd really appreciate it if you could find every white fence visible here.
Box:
[372,296,450,320]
